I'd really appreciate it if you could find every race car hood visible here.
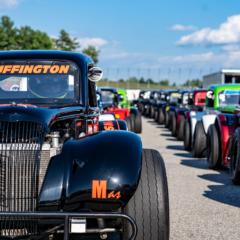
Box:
[0,105,85,130]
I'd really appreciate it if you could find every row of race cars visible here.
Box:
[137,84,240,184]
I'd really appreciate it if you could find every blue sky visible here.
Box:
[2,0,240,82]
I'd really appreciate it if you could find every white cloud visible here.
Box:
[78,37,108,48]
[0,0,19,8]
[171,24,196,31]
[177,15,240,46]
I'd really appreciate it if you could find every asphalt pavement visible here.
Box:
[140,117,240,240]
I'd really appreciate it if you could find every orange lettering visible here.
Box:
[11,65,20,74]
[108,191,121,199]
[42,65,51,73]
[92,180,107,199]
[33,65,43,74]
[3,65,12,74]
[50,65,60,74]
[23,65,34,74]
[59,65,70,74]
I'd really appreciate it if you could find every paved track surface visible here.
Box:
[140,117,240,240]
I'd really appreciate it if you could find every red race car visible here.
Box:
[183,89,207,150]
[99,87,142,133]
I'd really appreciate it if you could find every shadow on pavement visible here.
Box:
[167,145,185,151]
[199,173,240,208]
[165,133,240,208]
[161,133,172,137]
[181,159,207,170]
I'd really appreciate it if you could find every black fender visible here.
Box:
[38,131,142,212]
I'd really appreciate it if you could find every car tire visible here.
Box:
[177,115,185,141]
[230,129,240,184]
[183,120,192,151]
[133,112,142,134]
[192,121,206,158]
[124,149,169,240]
[158,109,164,124]
[165,111,170,128]
[154,109,159,122]
[206,124,222,169]
[126,117,132,131]
[170,113,177,137]
[150,106,155,118]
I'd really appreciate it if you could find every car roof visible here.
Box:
[0,50,93,65]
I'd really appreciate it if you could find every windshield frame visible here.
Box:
[0,59,81,106]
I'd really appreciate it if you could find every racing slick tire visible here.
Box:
[150,106,155,118]
[206,124,221,169]
[154,109,159,122]
[158,109,165,124]
[133,112,142,134]
[177,115,185,141]
[124,149,169,240]
[164,111,170,128]
[183,120,192,151]
[230,129,240,184]
[192,121,206,158]
[126,117,132,131]
[170,113,177,137]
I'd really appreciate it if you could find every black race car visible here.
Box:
[0,50,169,240]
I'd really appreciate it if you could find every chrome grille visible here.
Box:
[0,121,45,237]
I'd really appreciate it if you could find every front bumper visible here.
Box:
[0,212,137,240]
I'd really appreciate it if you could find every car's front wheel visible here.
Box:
[206,124,221,169]
[183,119,192,151]
[123,149,169,240]
[192,121,206,158]
[230,129,240,184]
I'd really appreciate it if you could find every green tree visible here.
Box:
[0,16,18,50]
[17,26,53,50]
[55,29,79,51]
[159,79,169,86]
[82,45,99,64]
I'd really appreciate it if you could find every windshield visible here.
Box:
[219,90,240,107]
[170,92,181,103]
[0,60,79,105]
[101,90,115,105]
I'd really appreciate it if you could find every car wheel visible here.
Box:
[206,124,221,169]
[165,112,170,128]
[150,106,155,118]
[170,113,177,137]
[177,116,185,141]
[126,117,132,131]
[133,112,142,134]
[183,120,192,151]
[124,149,169,240]
[154,109,159,122]
[158,109,164,124]
[230,130,240,184]
[192,121,206,158]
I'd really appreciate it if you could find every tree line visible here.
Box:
[103,77,202,87]
[0,16,99,63]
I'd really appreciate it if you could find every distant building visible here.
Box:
[203,69,240,88]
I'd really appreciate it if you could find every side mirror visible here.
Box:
[88,67,103,82]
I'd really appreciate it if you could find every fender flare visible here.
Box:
[202,114,217,134]
[39,131,142,211]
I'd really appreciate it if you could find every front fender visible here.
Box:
[202,114,217,134]
[190,111,205,137]
[39,131,142,212]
